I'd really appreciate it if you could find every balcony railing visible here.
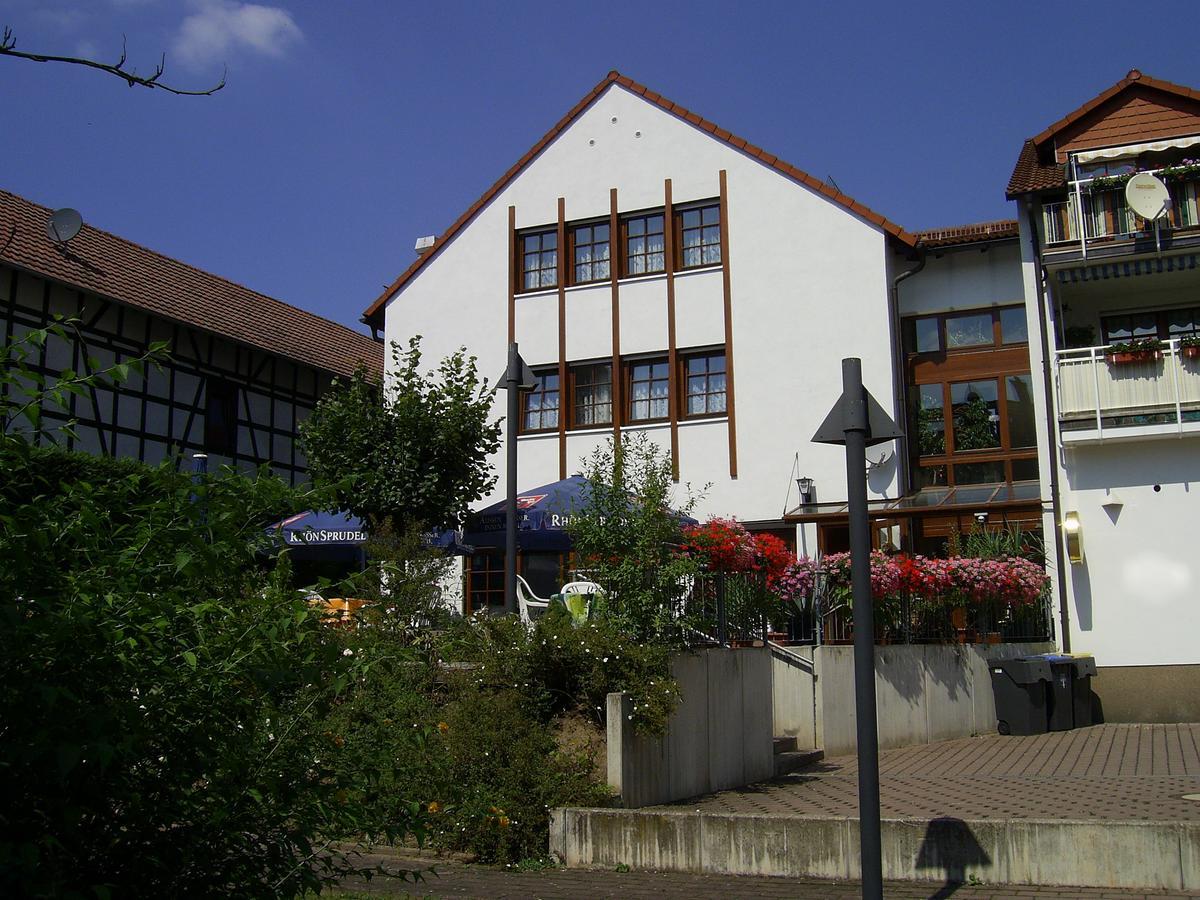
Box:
[1055,338,1200,437]
[1041,175,1200,248]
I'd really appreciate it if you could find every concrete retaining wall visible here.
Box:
[550,807,1200,890]
[772,642,1054,757]
[607,647,773,808]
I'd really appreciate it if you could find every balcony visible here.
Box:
[1041,170,1200,251]
[1055,338,1200,442]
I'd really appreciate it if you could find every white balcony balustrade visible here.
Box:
[1055,339,1200,440]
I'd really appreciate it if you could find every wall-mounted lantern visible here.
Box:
[796,475,814,505]
[1063,511,1084,564]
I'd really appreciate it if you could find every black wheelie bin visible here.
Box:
[989,655,1052,735]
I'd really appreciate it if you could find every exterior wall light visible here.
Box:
[797,476,814,505]
[1063,511,1084,564]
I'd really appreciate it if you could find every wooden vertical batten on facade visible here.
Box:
[609,188,622,445]
[719,169,738,479]
[663,179,680,480]
[556,197,568,480]
[507,205,516,344]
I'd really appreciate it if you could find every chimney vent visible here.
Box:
[414,235,436,255]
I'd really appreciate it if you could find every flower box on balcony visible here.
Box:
[1106,350,1163,365]
[1184,346,1200,360]
[1104,338,1165,366]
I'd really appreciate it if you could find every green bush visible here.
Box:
[0,444,431,897]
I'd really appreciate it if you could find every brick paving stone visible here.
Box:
[657,725,1200,822]
[333,851,1200,899]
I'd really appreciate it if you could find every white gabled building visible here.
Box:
[1007,69,1200,722]
[363,71,924,608]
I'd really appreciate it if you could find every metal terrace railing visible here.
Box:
[1041,172,1200,249]
[680,571,1054,648]
[1055,338,1200,437]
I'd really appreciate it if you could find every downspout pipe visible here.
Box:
[1023,199,1072,652]
[889,242,927,548]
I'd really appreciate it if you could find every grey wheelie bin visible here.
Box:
[988,656,1052,735]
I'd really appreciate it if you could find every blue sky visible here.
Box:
[2,0,1197,334]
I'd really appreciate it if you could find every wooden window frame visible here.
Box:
[516,227,558,294]
[624,355,671,424]
[466,550,505,614]
[674,201,722,271]
[620,210,666,278]
[903,305,1037,489]
[568,220,612,286]
[904,304,1030,358]
[680,349,727,420]
[570,361,613,429]
[519,367,561,434]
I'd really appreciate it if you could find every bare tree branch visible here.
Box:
[0,27,225,96]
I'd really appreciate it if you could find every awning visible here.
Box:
[784,481,1043,523]
[1056,254,1198,284]
[1073,134,1200,163]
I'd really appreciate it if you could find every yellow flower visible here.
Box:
[437,721,450,734]
[498,816,510,828]
[427,801,440,813]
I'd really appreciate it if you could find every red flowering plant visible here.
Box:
[680,517,757,573]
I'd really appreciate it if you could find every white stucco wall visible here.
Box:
[381,83,899,524]
[1016,202,1200,668]
[896,239,1025,317]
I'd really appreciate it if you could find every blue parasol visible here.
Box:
[461,475,697,552]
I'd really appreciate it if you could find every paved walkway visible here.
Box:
[335,850,1200,898]
[660,724,1200,821]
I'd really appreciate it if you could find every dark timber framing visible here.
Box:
[719,169,738,478]
[664,179,680,480]
[1,264,330,485]
[556,197,568,480]
[609,188,622,445]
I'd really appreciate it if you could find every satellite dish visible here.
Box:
[1125,174,1171,220]
[46,208,83,245]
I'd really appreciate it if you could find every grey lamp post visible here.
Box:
[497,342,537,615]
[813,357,903,900]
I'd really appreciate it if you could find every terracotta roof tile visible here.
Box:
[0,189,382,379]
[362,70,917,327]
[917,219,1019,247]
[1008,70,1200,198]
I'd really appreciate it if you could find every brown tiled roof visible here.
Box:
[362,70,918,327]
[1006,140,1067,198]
[917,219,1020,247]
[0,189,382,379]
[1007,70,1200,198]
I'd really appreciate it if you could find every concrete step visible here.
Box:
[773,747,824,777]
[772,735,797,755]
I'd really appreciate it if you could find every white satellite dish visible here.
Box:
[46,208,83,245]
[1125,173,1171,221]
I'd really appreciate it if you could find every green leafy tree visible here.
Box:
[566,434,703,642]
[0,325,426,897]
[300,337,501,531]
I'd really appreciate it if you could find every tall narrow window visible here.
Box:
[623,212,665,276]
[520,229,558,291]
[521,369,560,432]
[627,358,669,422]
[677,203,721,269]
[571,222,610,284]
[203,378,238,456]
[683,352,726,417]
[571,363,612,427]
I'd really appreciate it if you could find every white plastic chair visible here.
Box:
[515,574,550,625]
[560,580,603,623]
